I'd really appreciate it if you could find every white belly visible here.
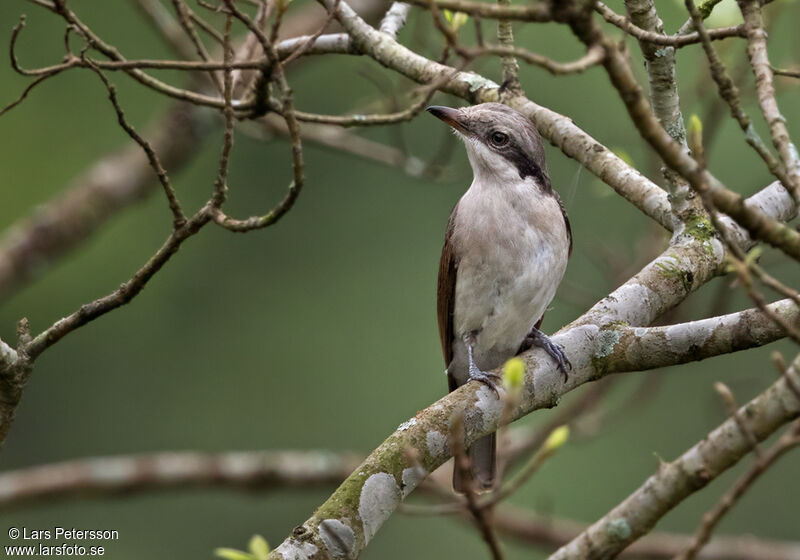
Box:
[448,181,569,382]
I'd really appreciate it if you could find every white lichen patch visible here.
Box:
[665,322,713,357]
[426,430,448,459]
[397,418,418,431]
[0,340,17,366]
[474,384,503,432]
[401,466,428,497]
[612,282,660,326]
[460,72,499,93]
[218,452,261,478]
[358,472,400,543]
[273,538,319,560]
[318,519,355,559]
[606,517,631,541]
[152,454,207,480]
[89,458,138,483]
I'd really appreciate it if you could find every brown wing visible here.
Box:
[551,189,572,258]
[437,203,459,381]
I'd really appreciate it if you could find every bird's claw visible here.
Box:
[468,369,502,396]
[546,342,572,381]
[525,329,572,382]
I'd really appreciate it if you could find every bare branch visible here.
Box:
[547,357,800,560]
[405,0,552,22]
[0,450,362,509]
[0,103,204,302]
[378,2,411,39]
[83,60,187,228]
[560,3,800,261]
[685,0,792,192]
[623,0,690,208]
[737,0,800,202]
[325,0,675,229]
[595,2,745,47]
[676,420,800,560]
[495,503,800,560]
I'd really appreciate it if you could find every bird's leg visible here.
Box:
[522,327,571,381]
[463,332,502,395]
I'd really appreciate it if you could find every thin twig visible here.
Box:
[82,59,187,228]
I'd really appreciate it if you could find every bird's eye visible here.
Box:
[489,131,509,147]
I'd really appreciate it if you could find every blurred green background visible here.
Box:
[1,0,799,557]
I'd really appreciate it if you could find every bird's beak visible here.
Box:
[426,105,470,135]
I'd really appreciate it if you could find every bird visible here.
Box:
[427,102,572,492]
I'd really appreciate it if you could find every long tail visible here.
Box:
[453,432,496,493]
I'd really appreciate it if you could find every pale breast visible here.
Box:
[450,181,569,372]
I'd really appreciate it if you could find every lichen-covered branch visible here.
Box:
[591,298,798,375]
[495,503,800,560]
[623,0,690,208]
[675,421,800,560]
[547,361,800,559]
[378,2,411,38]
[3,447,797,560]
[0,450,362,509]
[266,203,795,558]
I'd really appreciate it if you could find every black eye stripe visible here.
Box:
[500,143,551,191]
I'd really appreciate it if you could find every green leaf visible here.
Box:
[744,246,763,267]
[443,9,468,31]
[688,113,704,160]
[248,535,270,560]
[214,548,254,560]
[543,425,570,451]
[451,11,469,31]
[502,357,525,394]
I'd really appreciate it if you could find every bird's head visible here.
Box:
[426,103,550,191]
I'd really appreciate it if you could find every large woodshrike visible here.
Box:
[428,103,572,492]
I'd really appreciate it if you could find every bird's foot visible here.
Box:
[524,328,571,381]
[468,366,502,397]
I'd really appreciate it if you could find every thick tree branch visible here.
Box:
[675,421,800,560]
[4,448,798,560]
[495,504,800,560]
[593,299,799,374]
[547,360,800,559]
[266,205,795,558]
[0,450,362,509]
